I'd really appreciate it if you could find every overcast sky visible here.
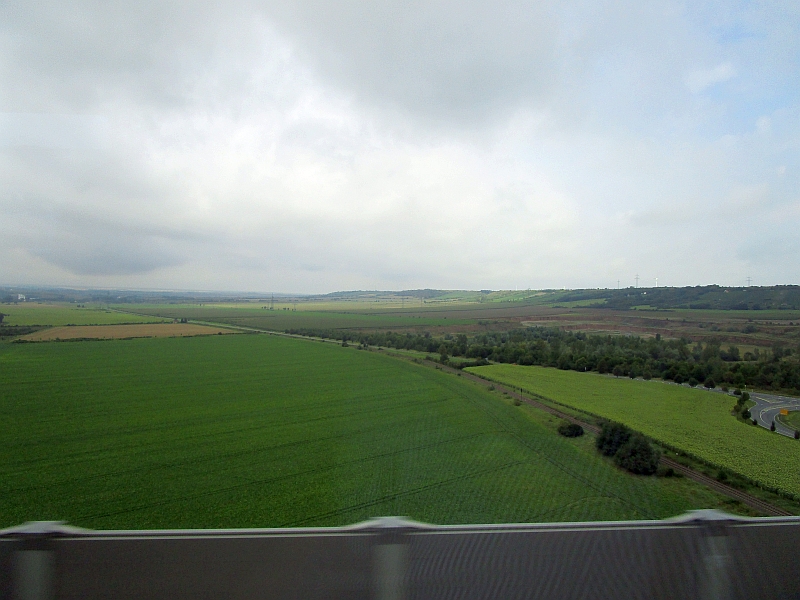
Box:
[1,1,798,293]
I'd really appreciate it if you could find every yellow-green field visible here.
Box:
[0,303,165,326]
[467,364,800,497]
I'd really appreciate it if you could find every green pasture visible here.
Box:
[467,364,800,497]
[0,303,164,327]
[0,334,736,529]
[120,305,467,331]
[780,411,800,431]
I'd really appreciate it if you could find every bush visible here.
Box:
[716,469,729,482]
[688,377,699,387]
[795,430,799,440]
[741,408,751,420]
[596,422,631,456]
[733,388,742,396]
[741,391,750,402]
[557,421,584,438]
[771,421,776,432]
[751,418,758,426]
[703,377,716,389]
[614,434,660,475]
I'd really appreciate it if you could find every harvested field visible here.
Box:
[21,323,236,341]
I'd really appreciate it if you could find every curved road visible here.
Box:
[749,392,800,437]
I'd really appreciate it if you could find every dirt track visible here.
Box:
[21,323,237,341]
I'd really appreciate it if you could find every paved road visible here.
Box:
[749,391,800,437]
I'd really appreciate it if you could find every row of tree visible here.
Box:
[286,326,800,393]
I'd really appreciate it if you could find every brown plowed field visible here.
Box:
[21,323,237,341]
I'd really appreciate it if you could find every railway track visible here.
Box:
[435,363,794,517]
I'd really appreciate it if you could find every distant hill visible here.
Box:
[557,285,800,311]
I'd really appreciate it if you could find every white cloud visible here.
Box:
[0,1,798,292]
[685,62,737,94]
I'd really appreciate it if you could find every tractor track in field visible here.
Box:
[428,361,793,517]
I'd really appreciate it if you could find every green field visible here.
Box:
[467,364,800,497]
[119,305,467,331]
[0,334,738,529]
[0,304,165,326]
[781,411,800,431]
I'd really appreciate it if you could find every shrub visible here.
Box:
[771,421,776,432]
[716,469,729,482]
[795,430,799,440]
[733,388,742,396]
[751,418,758,426]
[688,377,699,387]
[614,434,660,475]
[741,391,750,402]
[557,421,584,438]
[704,377,716,389]
[741,408,751,420]
[596,422,631,456]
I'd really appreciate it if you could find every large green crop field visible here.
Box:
[467,365,800,497]
[119,305,467,331]
[0,303,164,326]
[0,334,736,529]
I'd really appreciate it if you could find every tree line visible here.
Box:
[286,326,800,394]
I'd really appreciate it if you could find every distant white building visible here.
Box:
[17,294,25,301]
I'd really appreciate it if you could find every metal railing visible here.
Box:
[2,510,799,600]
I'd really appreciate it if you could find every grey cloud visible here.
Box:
[263,1,559,125]
[1,1,798,292]
[1,196,201,276]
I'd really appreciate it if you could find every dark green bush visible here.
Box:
[703,377,716,389]
[613,434,660,475]
[688,377,699,387]
[557,421,584,438]
[596,422,631,456]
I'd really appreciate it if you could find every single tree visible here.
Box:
[596,422,631,456]
[614,434,660,475]
[557,421,584,438]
